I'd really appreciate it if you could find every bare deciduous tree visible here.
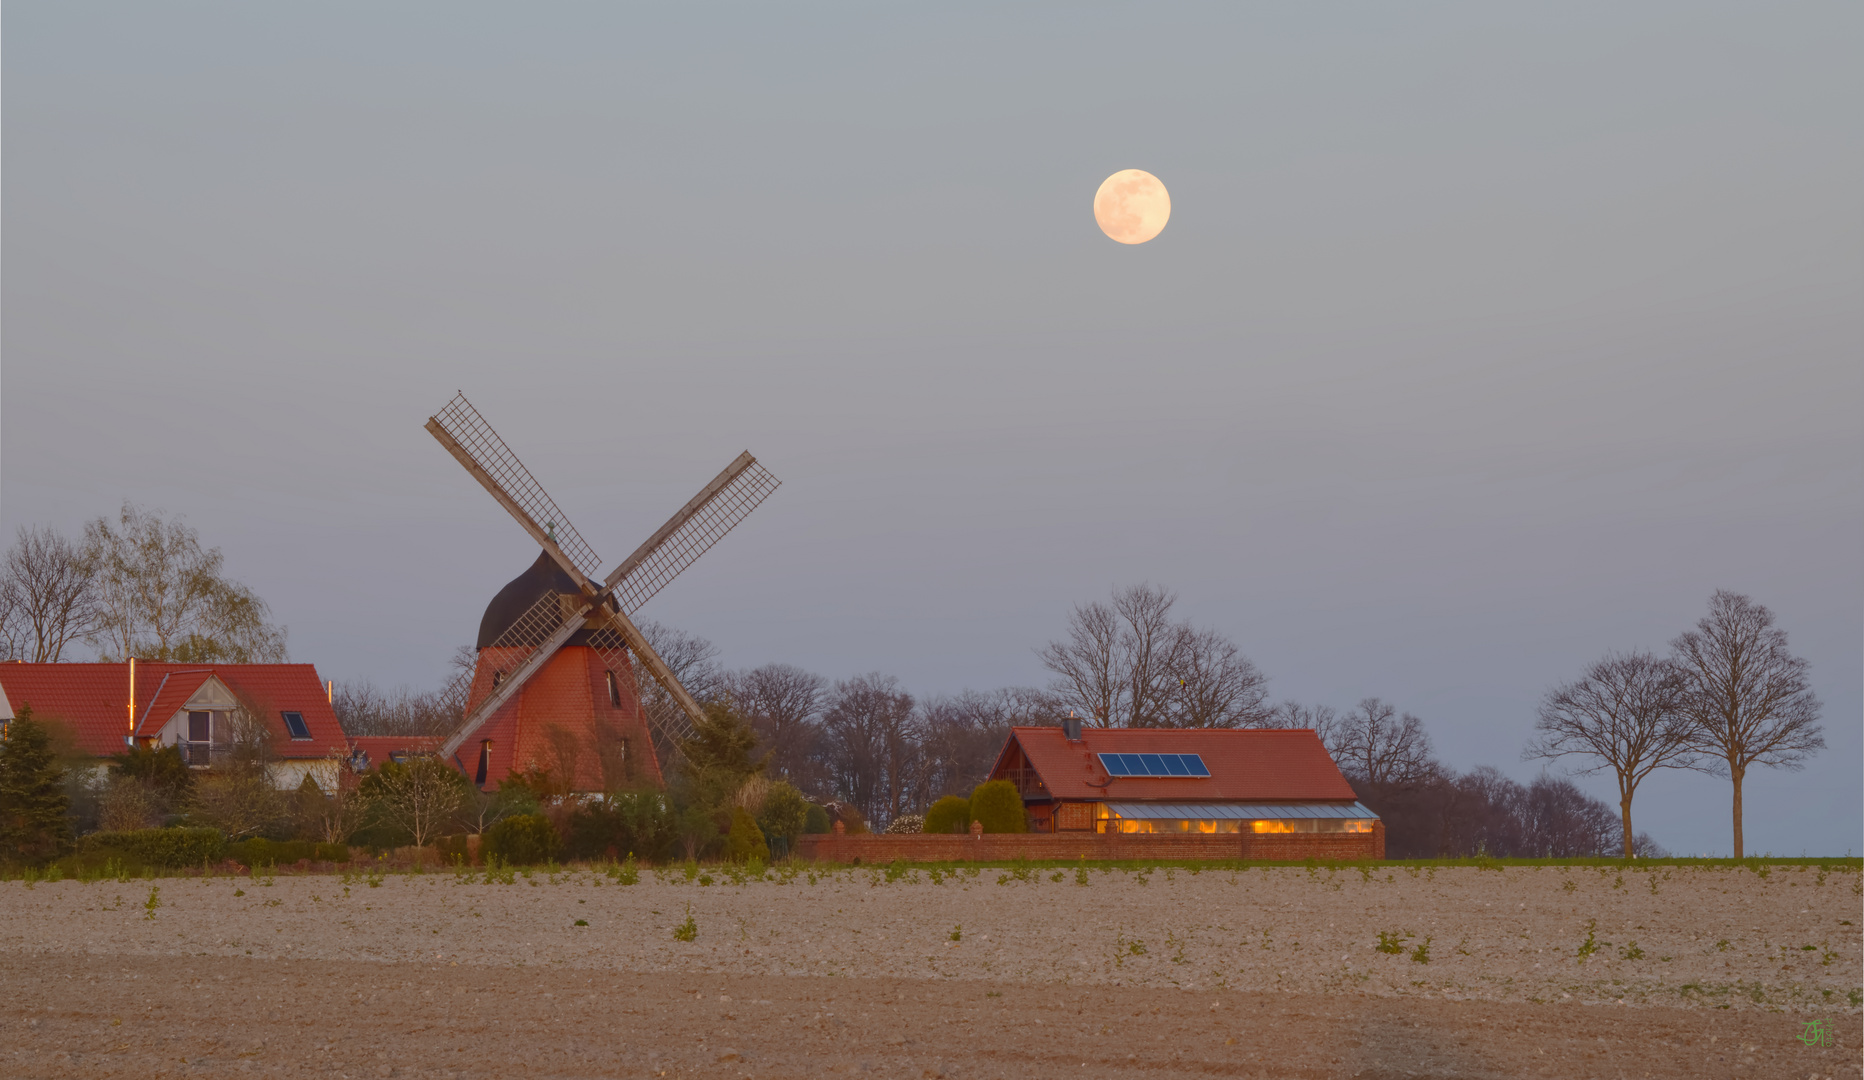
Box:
[1526,650,1693,858]
[84,503,287,663]
[1329,698,1435,787]
[727,663,828,789]
[1036,596,1122,725]
[1039,584,1270,728]
[331,680,461,737]
[630,618,724,762]
[366,756,467,848]
[1669,590,1824,858]
[916,686,1058,804]
[1163,626,1272,728]
[1,525,101,662]
[1266,700,1337,732]
[820,673,919,826]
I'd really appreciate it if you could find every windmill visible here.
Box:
[425,393,779,790]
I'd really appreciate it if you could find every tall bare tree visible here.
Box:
[83,503,286,663]
[1526,650,1694,858]
[1036,596,1123,725]
[0,525,101,662]
[1039,583,1270,728]
[1162,626,1272,728]
[916,686,1058,804]
[726,663,828,789]
[1669,591,1824,858]
[1266,700,1337,733]
[630,618,723,762]
[820,673,919,826]
[1330,698,1435,787]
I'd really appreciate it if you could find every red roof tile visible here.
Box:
[0,662,347,760]
[993,726,1358,803]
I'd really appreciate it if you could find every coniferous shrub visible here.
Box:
[923,796,971,835]
[724,807,769,862]
[0,709,73,865]
[802,804,832,835]
[968,780,1027,834]
[79,827,226,867]
[483,813,562,865]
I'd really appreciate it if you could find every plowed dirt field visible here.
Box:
[2,863,1857,1078]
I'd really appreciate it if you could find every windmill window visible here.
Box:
[606,670,621,707]
[476,740,491,786]
[280,711,312,740]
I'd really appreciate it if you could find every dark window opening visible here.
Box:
[280,711,311,740]
[187,711,211,741]
[492,670,503,688]
[606,670,621,707]
[475,740,491,786]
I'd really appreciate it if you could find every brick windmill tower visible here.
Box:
[425,394,779,792]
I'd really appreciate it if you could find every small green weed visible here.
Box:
[673,905,697,942]
[1410,937,1432,964]
[143,886,161,921]
[1620,941,1644,960]
[1576,920,1600,963]
[1376,930,1410,955]
[949,924,963,942]
[573,919,588,927]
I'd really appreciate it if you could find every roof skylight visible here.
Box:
[281,711,312,740]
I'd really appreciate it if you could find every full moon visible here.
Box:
[1093,169,1170,244]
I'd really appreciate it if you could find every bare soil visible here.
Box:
[2,863,1857,1078]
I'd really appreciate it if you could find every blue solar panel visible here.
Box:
[1098,752,1211,778]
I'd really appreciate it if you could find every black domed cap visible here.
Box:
[477,550,588,649]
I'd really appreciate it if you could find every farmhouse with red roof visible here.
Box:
[0,662,349,792]
[986,717,1378,841]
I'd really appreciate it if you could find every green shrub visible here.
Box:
[226,838,325,867]
[482,814,561,866]
[79,827,226,867]
[802,804,831,835]
[923,796,971,835]
[313,842,350,863]
[756,782,811,856]
[565,789,677,861]
[968,780,1026,834]
[724,807,769,863]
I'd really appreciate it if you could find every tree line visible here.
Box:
[4,507,1827,860]
[0,506,288,664]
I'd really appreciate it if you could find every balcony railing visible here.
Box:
[180,741,231,767]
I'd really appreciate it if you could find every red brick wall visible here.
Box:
[794,825,1381,864]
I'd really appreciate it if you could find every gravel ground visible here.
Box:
[1,862,1858,1078]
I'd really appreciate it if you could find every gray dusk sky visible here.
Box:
[4,3,1859,855]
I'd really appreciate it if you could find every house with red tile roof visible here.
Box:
[986,717,1378,839]
[0,662,350,792]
